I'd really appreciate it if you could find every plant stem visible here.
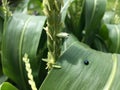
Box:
[43,0,63,69]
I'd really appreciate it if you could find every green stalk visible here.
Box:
[43,0,63,70]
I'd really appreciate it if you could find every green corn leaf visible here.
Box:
[62,34,90,53]
[105,24,120,53]
[0,82,18,90]
[93,35,108,52]
[99,24,120,53]
[40,35,120,90]
[99,23,109,41]
[2,14,46,89]
[84,0,106,45]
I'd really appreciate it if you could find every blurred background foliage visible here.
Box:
[0,0,120,90]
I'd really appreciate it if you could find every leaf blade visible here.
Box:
[103,24,120,53]
[40,35,120,90]
[2,13,46,89]
[84,0,106,45]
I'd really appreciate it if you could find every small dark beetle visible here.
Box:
[84,60,89,65]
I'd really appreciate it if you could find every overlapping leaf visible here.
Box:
[84,0,106,45]
[40,35,120,90]
[99,20,120,53]
[100,0,120,53]
[93,35,108,52]
[2,14,46,89]
[105,24,120,53]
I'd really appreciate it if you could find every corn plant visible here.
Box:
[0,0,120,90]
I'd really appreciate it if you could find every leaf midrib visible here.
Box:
[88,0,97,26]
[103,54,117,90]
[18,16,32,87]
